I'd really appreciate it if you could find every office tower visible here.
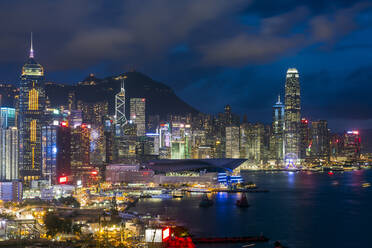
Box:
[225,126,240,158]
[300,118,311,161]
[343,130,361,161]
[130,98,146,136]
[78,100,108,126]
[241,123,268,163]
[284,68,301,166]
[19,34,46,181]
[115,76,127,127]
[0,108,16,128]
[311,120,330,160]
[90,126,105,165]
[270,95,284,164]
[42,122,71,184]
[330,133,343,160]
[0,127,18,180]
[170,123,191,159]
[71,124,91,176]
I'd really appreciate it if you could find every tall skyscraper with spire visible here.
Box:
[19,33,46,181]
[270,95,285,164]
[284,68,301,166]
[115,75,127,127]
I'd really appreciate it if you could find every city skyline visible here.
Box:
[0,1,371,132]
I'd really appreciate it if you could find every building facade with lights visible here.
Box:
[130,98,146,136]
[284,68,301,166]
[19,36,46,181]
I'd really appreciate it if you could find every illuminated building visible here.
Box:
[311,120,330,160]
[300,118,311,161]
[78,100,108,126]
[270,95,284,164]
[90,126,105,165]
[241,123,269,164]
[225,126,240,158]
[130,98,146,136]
[284,68,301,165]
[68,91,76,111]
[69,110,83,127]
[19,34,46,181]
[42,122,71,184]
[330,133,343,160]
[0,127,18,180]
[343,130,361,161]
[71,124,91,176]
[0,181,22,202]
[170,123,191,159]
[0,107,16,128]
[115,76,128,127]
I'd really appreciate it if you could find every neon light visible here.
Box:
[59,176,68,184]
[91,171,98,176]
[61,121,68,127]
[162,227,170,241]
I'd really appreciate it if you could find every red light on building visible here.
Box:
[141,98,145,102]
[301,119,308,124]
[61,121,69,127]
[81,123,87,129]
[91,170,98,176]
[162,227,170,241]
[59,176,68,184]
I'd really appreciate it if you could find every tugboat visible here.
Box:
[236,193,250,208]
[199,194,214,207]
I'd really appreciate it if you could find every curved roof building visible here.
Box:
[146,159,247,173]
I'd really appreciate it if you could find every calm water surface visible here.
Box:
[133,170,372,248]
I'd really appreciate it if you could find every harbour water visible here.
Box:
[133,170,372,248]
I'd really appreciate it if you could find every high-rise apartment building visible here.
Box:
[130,98,146,136]
[284,68,301,165]
[19,34,46,181]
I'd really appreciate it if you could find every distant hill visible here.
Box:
[45,71,199,118]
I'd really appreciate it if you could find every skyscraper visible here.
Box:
[130,98,146,136]
[225,126,240,158]
[19,34,46,181]
[284,68,301,166]
[270,95,284,164]
[115,76,127,127]
[0,127,18,180]
[311,120,330,160]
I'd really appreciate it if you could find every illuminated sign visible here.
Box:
[59,176,68,184]
[162,227,170,241]
[91,171,98,176]
[61,121,68,127]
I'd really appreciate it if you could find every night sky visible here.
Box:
[0,0,371,132]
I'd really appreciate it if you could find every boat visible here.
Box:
[236,193,250,208]
[199,194,214,207]
[151,193,172,199]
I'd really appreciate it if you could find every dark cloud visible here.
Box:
[0,0,371,130]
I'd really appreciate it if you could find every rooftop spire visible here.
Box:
[29,32,34,58]
[278,94,280,103]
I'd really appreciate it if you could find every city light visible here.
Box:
[59,176,68,184]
